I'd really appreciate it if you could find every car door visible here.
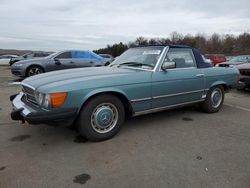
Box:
[151,48,206,109]
[71,51,94,67]
[50,51,76,71]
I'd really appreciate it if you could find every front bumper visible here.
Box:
[11,68,26,77]
[10,92,78,125]
[239,76,250,88]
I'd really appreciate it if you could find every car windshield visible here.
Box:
[45,52,60,59]
[110,46,164,70]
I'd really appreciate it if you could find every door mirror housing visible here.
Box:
[54,58,61,65]
[162,61,176,71]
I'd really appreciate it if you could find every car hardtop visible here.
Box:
[131,44,211,68]
[131,44,191,48]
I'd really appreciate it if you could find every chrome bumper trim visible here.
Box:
[12,92,32,116]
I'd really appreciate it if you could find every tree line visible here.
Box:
[94,32,250,57]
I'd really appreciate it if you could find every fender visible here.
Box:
[78,87,132,113]
[210,80,228,89]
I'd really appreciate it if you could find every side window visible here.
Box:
[164,48,196,68]
[89,52,102,60]
[34,53,42,57]
[71,51,90,58]
[35,53,47,57]
[89,53,98,59]
[56,52,72,59]
[24,54,34,58]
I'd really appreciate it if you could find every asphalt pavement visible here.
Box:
[0,66,250,188]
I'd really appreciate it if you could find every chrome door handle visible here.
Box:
[196,74,205,78]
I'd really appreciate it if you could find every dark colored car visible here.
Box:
[217,55,250,67]
[236,63,250,89]
[9,52,52,66]
[11,50,107,77]
[205,54,226,65]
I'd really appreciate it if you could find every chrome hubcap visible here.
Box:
[91,103,118,133]
[211,88,222,108]
[29,67,42,76]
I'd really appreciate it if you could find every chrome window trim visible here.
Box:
[130,89,208,102]
[118,66,155,72]
[133,99,205,116]
[161,67,197,71]
[157,47,198,71]
[153,46,169,72]
[117,46,168,72]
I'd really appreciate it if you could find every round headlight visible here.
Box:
[44,94,51,108]
[38,93,44,105]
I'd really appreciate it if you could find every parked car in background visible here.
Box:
[0,55,18,66]
[10,45,239,141]
[217,55,250,67]
[226,56,235,61]
[9,52,52,66]
[235,63,250,89]
[98,54,114,65]
[11,50,107,77]
[202,55,212,65]
[205,54,226,65]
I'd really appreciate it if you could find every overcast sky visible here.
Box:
[0,0,249,51]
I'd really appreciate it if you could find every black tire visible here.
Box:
[200,85,224,113]
[105,62,110,66]
[77,94,125,142]
[26,65,44,77]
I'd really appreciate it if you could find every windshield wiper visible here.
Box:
[118,62,154,68]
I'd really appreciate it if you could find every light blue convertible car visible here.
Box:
[10,45,239,141]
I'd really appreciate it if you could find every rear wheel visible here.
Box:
[26,65,44,77]
[77,94,125,141]
[200,86,224,113]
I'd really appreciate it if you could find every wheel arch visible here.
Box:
[78,89,134,117]
[210,81,230,92]
[25,64,45,76]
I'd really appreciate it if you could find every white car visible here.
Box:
[0,55,18,66]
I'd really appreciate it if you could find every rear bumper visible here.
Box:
[10,92,78,125]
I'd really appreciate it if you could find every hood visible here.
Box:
[15,58,46,65]
[218,61,245,67]
[235,63,250,70]
[22,66,152,93]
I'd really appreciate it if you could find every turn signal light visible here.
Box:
[50,92,67,108]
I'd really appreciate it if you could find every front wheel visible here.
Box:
[26,65,44,77]
[200,86,224,113]
[77,94,125,141]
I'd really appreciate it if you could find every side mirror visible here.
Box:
[54,58,61,65]
[162,61,176,71]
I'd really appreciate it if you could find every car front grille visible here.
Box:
[22,85,38,105]
[240,69,250,76]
